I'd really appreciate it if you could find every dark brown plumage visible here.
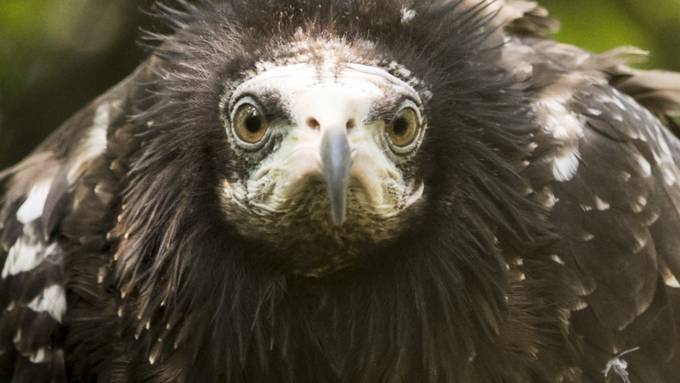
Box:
[1,1,680,382]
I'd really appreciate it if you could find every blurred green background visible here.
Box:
[1,0,679,170]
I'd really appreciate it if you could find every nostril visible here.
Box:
[346,119,356,130]
[306,117,320,129]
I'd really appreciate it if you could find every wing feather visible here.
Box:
[0,65,143,381]
[0,173,69,382]
[529,77,680,381]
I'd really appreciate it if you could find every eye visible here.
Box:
[385,107,421,149]
[232,101,269,144]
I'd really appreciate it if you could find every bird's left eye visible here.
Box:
[385,107,421,149]
[232,101,269,145]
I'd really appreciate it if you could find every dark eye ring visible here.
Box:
[385,107,422,150]
[231,98,269,146]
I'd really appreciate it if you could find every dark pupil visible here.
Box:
[392,117,409,136]
[244,111,262,133]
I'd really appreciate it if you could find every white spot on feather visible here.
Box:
[537,187,558,209]
[553,151,580,182]
[610,95,627,111]
[542,104,584,141]
[2,238,56,279]
[664,274,680,288]
[27,284,67,323]
[661,167,677,186]
[587,108,603,116]
[619,171,632,182]
[16,179,52,224]
[535,95,587,183]
[581,232,595,242]
[661,266,680,288]
[550,255,566,265]
[634,154,652,178]
[67,101,116,183]
[97,267,106,284]
[528,142,538,152]
[400,8,417,24]
[631,195,648,213]
[89,103,110,147]
[29,348,47,363]
[632,233,648,253]
[594,196,611,211]
[645,211,661,226]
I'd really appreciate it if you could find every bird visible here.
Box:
[1,0,680,382]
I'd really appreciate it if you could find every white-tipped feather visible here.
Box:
[553,151,580,182]
[29,348,48,364]
[1,239,55,279]
[16,179,52,224]
[27,284,67,323]
[67,101,116,183]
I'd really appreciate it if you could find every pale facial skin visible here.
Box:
[218,42,428,275]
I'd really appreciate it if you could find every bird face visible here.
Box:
[218,39,428,275]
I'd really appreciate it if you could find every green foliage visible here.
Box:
[543,0,680,70]
[0,0,144,170]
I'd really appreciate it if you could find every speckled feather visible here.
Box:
[0,1,679,383]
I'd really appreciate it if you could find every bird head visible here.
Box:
[135,0,534,277]
[216,37,430,275]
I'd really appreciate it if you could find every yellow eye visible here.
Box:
[233,103,269,144]
[385,107,421,148]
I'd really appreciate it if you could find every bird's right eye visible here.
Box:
[233,101,269,144]
[385,106,422,152]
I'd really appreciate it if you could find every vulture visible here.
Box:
[2,0,680,382]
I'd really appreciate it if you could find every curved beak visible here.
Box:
[320,125,352,226]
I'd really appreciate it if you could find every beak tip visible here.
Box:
[330,207,347,227]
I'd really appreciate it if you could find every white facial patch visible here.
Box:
[221,53,427,245]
